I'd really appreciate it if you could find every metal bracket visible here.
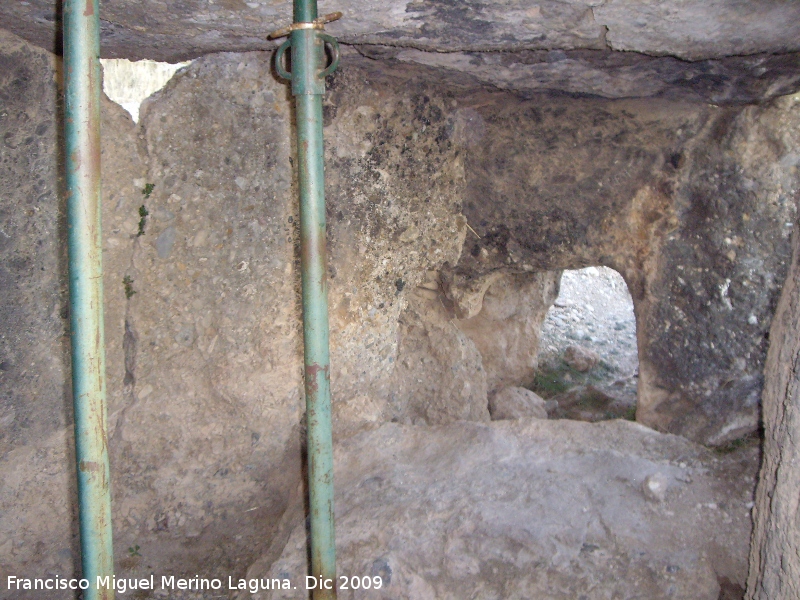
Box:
[268,11,342,40]
[273,29,341,85]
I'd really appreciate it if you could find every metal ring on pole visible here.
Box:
[273,34,340,81]
[268,11,343,39]
[275,38,293,80]
[318,33,340,79]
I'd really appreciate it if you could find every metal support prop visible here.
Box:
[63,1,115,598]
[271,2,340,598]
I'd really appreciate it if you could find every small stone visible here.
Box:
[399,225,420,243]
[489,387,548,420]
[643,472,669,503]
[155,226,177,258]
[563,345,600,372]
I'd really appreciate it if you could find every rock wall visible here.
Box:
[0,31,477,584]
[747,100,800,598]
[1,25,799,590]
[452,87,798,445]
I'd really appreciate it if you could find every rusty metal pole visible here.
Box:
[63,0,115,598]
[271,3,341,598]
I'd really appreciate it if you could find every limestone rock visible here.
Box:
[253,420,755,599]
[563,344,601,372]
[5,1,800,106]
[3,1,800,65]
[0,27,148,580]
[1,23,797,588]
[394,48,800,105]
[0,28,69,461]
[643,472,670,503]
[747,193,800,598]
[332,395,384,440]
[455,270,560,392]
[452,80,799,445]
[387,286,490,425]
[488,387,547,421]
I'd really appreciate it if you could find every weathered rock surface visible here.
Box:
[4,0,800,62]
[387,285,490,425]
[563,345,600,372]
[452,82,798,445]
[392,48,800,105]
[0,31,472,584]
[1,24,798,594]
[488,386,547,420]
[0,29,66,459]
[454,270,559,393]
[0,27,149,585]
[747,194,800,596]
[254,419,757,600]
[5,2,800,105]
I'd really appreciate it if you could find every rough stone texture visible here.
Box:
[4,2,800,106]
[322,61,468,407]
[253,419,757,600]
[0,27,147,584]
[0,28,66,462]
[3,0,800,61]
[747,195,800,593]
[2,24,798,594]
[104,47,469,579]
[636,97,800,445]
[392,48,800,105]
[454,270,559,393]
[387,285,490,425]
[0,32,475,584]
[450,85,798,445]
[488,386,547,421]
[563,345,601,372]
[386,267,558,424]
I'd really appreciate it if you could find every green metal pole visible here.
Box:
[272,3,340,598]
[63,1,115,598]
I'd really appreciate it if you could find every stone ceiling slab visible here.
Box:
[2,0,800,62]
[2,1,800,101]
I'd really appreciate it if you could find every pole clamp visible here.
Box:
[272,12,342,88]
[268,11,342,40]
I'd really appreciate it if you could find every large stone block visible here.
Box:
[453,85,798,445]
[253,419,755,599]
